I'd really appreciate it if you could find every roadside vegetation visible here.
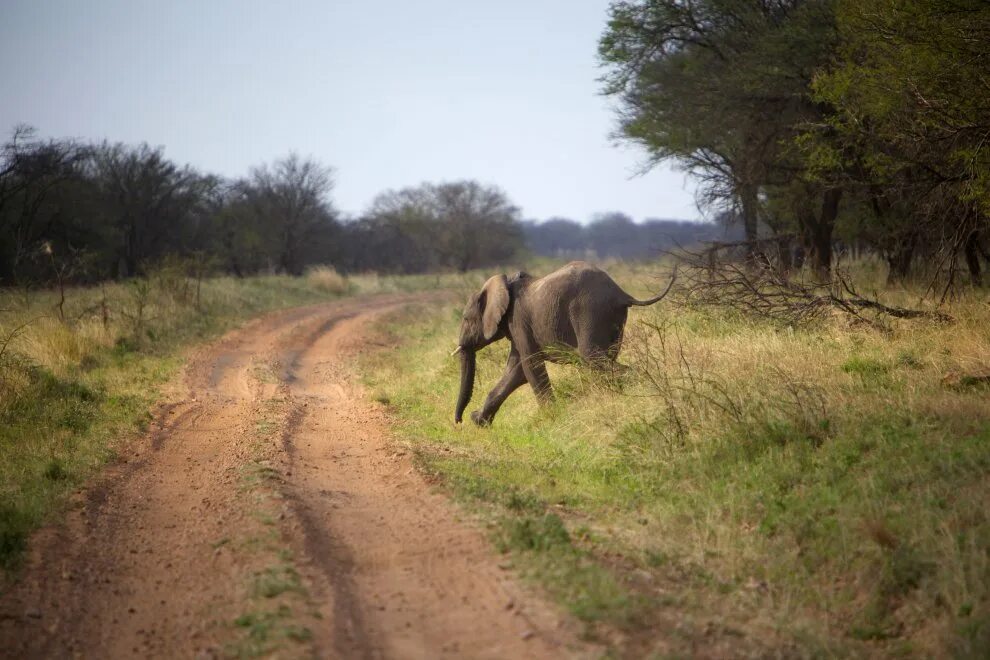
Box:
[0,265,476,575]
[361,259,990,657]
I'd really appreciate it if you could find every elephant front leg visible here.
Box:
[472,350,526,426]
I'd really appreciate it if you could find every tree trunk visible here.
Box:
[809,188,841,277]
[964,230,982,287]
[776,235,793,275]
[886,234,916,284]
[740,184,759,261]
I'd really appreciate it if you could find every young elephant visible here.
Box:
[452,261,674,426]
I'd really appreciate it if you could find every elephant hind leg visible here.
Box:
[577,308,628,367]
[521,353,553,404]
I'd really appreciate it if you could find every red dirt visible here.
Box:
[0,294,590,659]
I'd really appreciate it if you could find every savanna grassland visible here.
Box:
[0,265,473,575]
[360,259,990,657]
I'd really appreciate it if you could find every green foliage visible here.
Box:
[496,514,571,553]
[800,0,990,283]
[813,0,990,211]
[230,606,312,658]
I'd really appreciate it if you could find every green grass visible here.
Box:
[230,606,313,658]
[359,260,990,657]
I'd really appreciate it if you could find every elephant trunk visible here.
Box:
[454,348,476,423]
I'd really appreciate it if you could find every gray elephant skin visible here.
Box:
[453,261,674,426]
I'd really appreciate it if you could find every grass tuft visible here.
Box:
[305,265,350,295]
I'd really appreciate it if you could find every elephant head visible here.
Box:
[453,274,509,423]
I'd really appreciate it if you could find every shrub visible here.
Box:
[305,266,349,295]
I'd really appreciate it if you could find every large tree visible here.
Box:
[359,180,523,273]
[0,126,84,284]
[236,154,338,276]
[87,142,214,277]
[808,0,990,283]
[599,0,841,272]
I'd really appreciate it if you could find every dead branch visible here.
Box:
[672,246,954,330]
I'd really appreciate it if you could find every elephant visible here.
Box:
[452,261,675,426]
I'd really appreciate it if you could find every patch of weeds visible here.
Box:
[841,356,890,381]
[497,513,570,553]
[494,513,643,626]
[896,350,924,370]
[238,461,281,492]
[0,505,31,570]
[43,459,68,481]
[253,419,278,436]
[229,605,312,658]
[617,416,685,460]
[951,604,990,659]
[952,375,990,391]
[504,489,545,513]
[112,335,138,357]
[645,549,670,567]
[250,367,276,386]
[251,564,303,599]
[756,417,830,450]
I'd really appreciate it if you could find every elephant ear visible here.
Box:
[481,274,510,340]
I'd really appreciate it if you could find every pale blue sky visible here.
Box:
[0,0,698,221]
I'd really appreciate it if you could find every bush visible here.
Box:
[305,266,349,295]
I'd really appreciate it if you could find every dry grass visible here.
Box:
[305,265,350,295]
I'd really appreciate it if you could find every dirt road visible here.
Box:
[0,294,586,659]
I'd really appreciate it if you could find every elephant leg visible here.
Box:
[577,308,627,368]
[472,350,526,426]
[521,352,553,404]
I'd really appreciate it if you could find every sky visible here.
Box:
[0,0,699,222]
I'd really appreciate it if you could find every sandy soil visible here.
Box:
[0,293,589,659]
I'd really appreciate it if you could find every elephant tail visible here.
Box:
[626,268,677,307]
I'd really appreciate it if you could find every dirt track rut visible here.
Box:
[0,294,586,659]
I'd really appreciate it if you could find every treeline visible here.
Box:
[0,126,525,285]
[522,213,734,259]
[600,0,990,284]
[2,125,725,286]
[0,123,725,286]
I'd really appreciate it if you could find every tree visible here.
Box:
[522,217,586,257]
[87,142,214,277]
[0,126,84,284]
[430,180,522,271]
[360,186,440,273]
[807,0,990,284]
[237,154,338,276]
[587,212,641,258]
[358,180,523,273]
[599,0,841,272]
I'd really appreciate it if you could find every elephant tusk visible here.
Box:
[451,346,463,357]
